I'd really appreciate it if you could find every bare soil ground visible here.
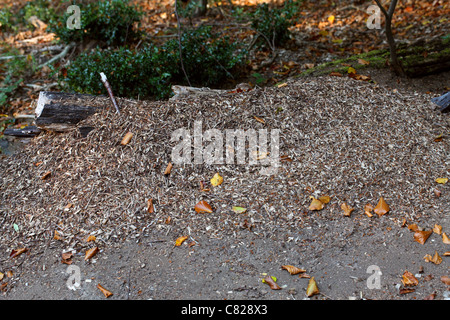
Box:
[0,72,449,300]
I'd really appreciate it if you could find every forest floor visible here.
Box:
[0,0,449,301]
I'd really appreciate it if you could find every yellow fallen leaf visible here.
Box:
[308,197,324,211]
[328,15,335,24]
[318,196,331,204]
[87,235,96,242]
[306,277,319,297]
[175,236,188,247]
[364,203,374,217]
[210,173,223,186]
[435,178,448,184]
[347,67,356,74]
[442,232,450,244]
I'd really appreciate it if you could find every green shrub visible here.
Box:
[48,0,143,46]
[250,0,301,47]
[20,0,57,26]
[0,6,16,31]
[59,26,247,100]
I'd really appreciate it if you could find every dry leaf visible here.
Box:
[281,265,306,275]
[441,276,450,285]
[327,15,335,24]
[341,202,354,217]
[308,197,324,211]
[232,206,247,214]
[429,251,442,265]
[53,230,61,240]
[41,171,51,180]
[10,248,28,259]
[194,200,213,213]
[164,162,173,175]
[347,67,356,74]
[253,116,265,124]
[306,277,319,297]
[358,58,370,65]
[147,198,154,214]
[318,196,331,204]
[433,189,441,197]
[120,132,133,145]
[444,251,450,256]
[407,224,419,232]
[399,288,415,295]
[364,203,373,217]
[374,197,389,217]
[433,224,442,235]
[175,236,188,247]
[61,252,73,265]
[442,233,450,244]
[85,247,99,261]
[435,178,448,184]
[424,292,436,300]
[210,173,223,186]
[262,276,281,290]
[97,284,113,298]
[329,72,343,77]
[401,271,418,286]
[414,230,432,245]
[0,272,3,281]
[298,273,311,279]
[87,235,96,242]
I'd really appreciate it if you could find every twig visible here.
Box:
[37,42,75,69]
[99,72,121,115]
[174,0,192,86]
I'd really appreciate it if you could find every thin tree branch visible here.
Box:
[174,0,192,87]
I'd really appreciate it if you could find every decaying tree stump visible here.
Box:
[35,91,107,132]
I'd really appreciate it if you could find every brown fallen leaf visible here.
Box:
[147,198,154,214]
[281,265,306,275]
[41,171,51,180]
[399,288,415,295]
[414,230,432,245]
[97,283,113,298]
[374,197,389,217]
[87,235,96,242]
[341,202,354,217]
[401,270,418,286]
[175,236,188,247]
[194,200,213,213]
[85,247,99,261]
[61,252,73,265]
[441,276,450,285]
[308,197,324,211]
[120,132,133,145]
[10,248,28,259]
[262,276,281,290]
[407,224,419,232]
[329,72,343,77]
[253,116,265,124]
[423,292,437,300]
[298,273,311,279]
[364,203,374,217]
[426,251,442,265]
[306,277,319,297]
[444,251,450,256]
[164,162,173,175]
[433,188,441,197]
[433,224,442,235]
[442,232,450,244]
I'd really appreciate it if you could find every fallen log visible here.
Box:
[35,91,107,132]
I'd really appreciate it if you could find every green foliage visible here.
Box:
[0,6,17,31]
[250,0,301,47]
[20,0,57,26]
[60,26,247,100]
[48,0,143,45]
